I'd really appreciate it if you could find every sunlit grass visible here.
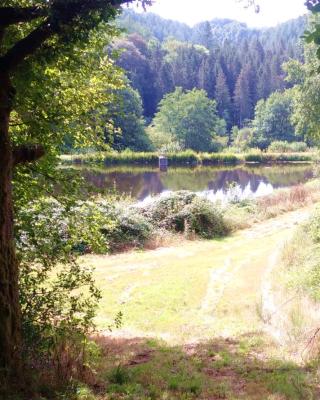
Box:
[81,209,311,343]
[72,207,320,399]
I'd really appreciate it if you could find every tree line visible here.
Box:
[114,9,306,128]
[104,10,312,153]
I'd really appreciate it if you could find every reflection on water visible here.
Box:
[76,164,315,201]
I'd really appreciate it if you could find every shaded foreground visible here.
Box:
[77,207,320,399]
[90,334,317,399]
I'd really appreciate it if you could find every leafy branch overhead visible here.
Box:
[0,1,151,376]
[304,0,320,62]
[0,1,152,179]
[0,1,152,71]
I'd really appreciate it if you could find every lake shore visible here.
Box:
[60,150,318,167]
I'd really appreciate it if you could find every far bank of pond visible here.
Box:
[69,163,316,202]
[61,151,317,167]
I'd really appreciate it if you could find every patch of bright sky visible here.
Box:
[129,0,308,28]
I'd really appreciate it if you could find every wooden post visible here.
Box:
[159,156,168,171]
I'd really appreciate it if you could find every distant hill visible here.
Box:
[114,9,307,125]
[117,9,306,53]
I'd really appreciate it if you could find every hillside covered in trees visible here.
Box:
[114,9,306,129]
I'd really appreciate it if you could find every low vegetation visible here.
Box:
[270,206,320,357]
[5,1,320,399]
[18,180,320,259]
[267,141,309,153]
[280,207,320,301]
[61,150,317,167]
[69,207,318,400]
[61,335,316,400]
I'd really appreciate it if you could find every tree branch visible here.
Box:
[13,144,45,166]
[0,0,152,73]
[0,7,46,27]
[0,20,52,72]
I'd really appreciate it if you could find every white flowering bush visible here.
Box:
[140,191,228,238]
[15,197,108,379]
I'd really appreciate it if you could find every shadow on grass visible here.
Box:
[89,331,317,400]
[2,332,318,399]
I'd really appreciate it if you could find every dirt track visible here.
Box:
[87,206,313,343]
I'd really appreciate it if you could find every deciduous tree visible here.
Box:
[0,0,150,379]
[152,87,223,152]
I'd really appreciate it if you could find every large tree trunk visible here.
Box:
[0,73,21,379]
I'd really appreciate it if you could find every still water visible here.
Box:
[77,164,315,202]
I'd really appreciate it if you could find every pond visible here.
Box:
[74,164,316,202]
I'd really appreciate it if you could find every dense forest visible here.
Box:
[114,10,306,126]
[101,10,314,153]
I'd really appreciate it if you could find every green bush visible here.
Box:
[175,196,229,238]
[268,141,308,153]
[141,191,228,238]
[103,207,153,251]
[141,191,197,229]
[16,198,102,381]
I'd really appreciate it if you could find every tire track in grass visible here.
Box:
[89,206,315,342]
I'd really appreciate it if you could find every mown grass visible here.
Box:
[8,208,320,399]
[67,207,319,400]
[84,210,307,341]
[60,150,317,166]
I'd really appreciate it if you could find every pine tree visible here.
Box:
[214,69,232,129]
[233,66,253,127]
[199,21,214,49]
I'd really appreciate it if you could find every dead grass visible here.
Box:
[257,184,318,219]
[265,219,320,363]
[226,181,320,233]
[144,229,191,250]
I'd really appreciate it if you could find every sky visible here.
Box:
[129,0,308,28]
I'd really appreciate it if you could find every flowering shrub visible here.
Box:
[140,191,228,238]
[16,197,105,380]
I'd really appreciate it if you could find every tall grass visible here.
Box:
[267,141,309,153]
[201,153,241,165]
[61,150,317,166]
[224,180,320,232]
[244,152,315,163]
[167,150,199,165]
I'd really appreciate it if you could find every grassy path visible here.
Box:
[85,207,311,343]
[82,207,320,399]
